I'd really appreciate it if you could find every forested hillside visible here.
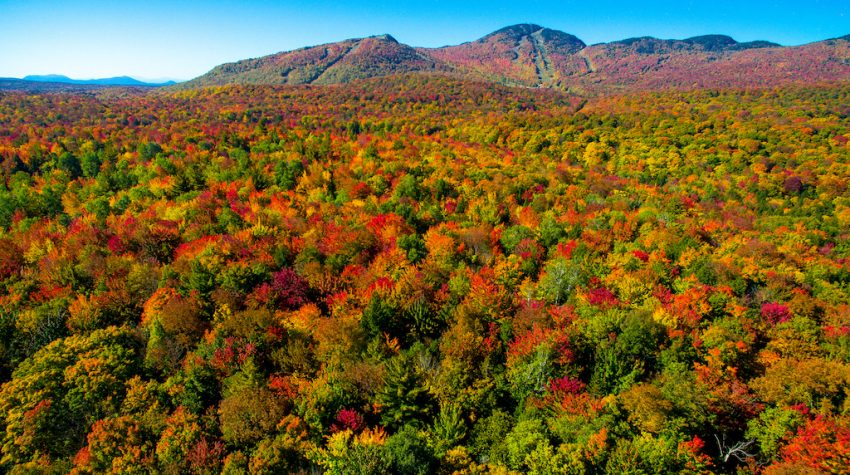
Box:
[0,75,849,473]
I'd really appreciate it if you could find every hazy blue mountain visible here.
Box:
[22,74,176,86]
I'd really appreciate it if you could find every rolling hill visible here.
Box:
[182,24,850,94]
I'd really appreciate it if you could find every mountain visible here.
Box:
[184,25,850,93]
[579,35,850,92]
[22,74,176,86]
[0,77,106,92]
[181,34,451,88]
[425,24,588,87]
[608,35,779,54]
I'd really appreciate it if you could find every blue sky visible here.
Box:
[0,0,847,81]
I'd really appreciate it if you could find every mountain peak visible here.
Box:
[683,34,738,51]
[487,24,545,40]
[370,34,398,43]
[610,34,776,53]
[24,74,72,82]
[481,24,585,50]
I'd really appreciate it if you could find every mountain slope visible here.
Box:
[424,24,588,87]
[579,35,850,91]
[183,25,850,93]
[182,35,451,88]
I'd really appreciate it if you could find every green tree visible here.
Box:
[383,425,436,475]
[377,354,435,429]
[0,327,141,468]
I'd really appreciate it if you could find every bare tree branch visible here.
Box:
[715,433,757,463]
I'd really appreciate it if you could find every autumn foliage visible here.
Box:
[0,75,849,473]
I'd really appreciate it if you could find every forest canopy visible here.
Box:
[0,75,849,474]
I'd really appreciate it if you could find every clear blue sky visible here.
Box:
[0,0,847,81]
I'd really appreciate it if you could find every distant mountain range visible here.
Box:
[182,24,850,94]
[5,26,849,95]
[22,75,176,87]
[0,75,177,91]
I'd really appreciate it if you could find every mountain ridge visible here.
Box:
[23,74,176,87]
[181,25,850,93]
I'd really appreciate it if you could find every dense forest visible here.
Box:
[0,75,849,474]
